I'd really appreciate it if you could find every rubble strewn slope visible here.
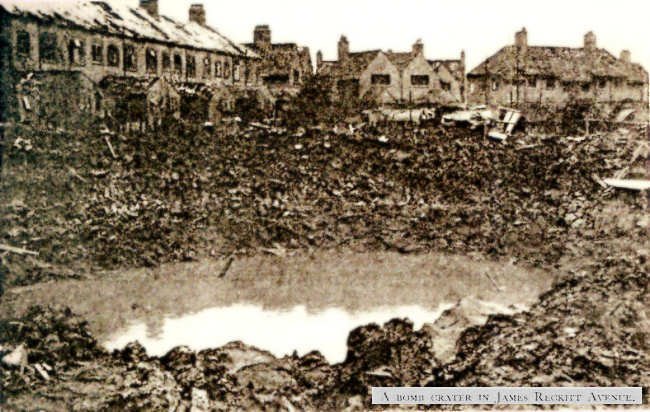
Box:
[1,122,647,285]
[1,121,648,409]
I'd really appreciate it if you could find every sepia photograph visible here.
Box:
[0,0,648,410]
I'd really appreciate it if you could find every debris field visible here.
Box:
[0,118,649,409]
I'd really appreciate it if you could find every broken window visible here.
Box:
[162,52,170,70]
[202,56,211,79]
[294,69,300,83]
[92,44,103,64]
[146,48,157,73]
[234,62,241,81]
[598,78,607,89]
[411,75,429,86]
[16,30,30,56]
[582,83,590,92]
[214,61,221,78]
[173,54,182,74]
[371,74,390,85]
[107,45,119,67]
[39,32,58,63]
[224,61,230,79]
[546,78,555,89]
[124,45,137,71]
[186,55,196,78]
[68,39,86,65]
[527,77,536,88]
[441,81,451,91]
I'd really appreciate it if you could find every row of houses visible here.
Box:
[467,28,649,110]
[0,0,648,125]
[314,28,648,114]
[0,0,311,125]
[316,37,466,107]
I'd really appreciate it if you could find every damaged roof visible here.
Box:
[385,52,413,71]
[429,60,465,82]
[243,42,312,75]
[317,50,381,78]
[469,45,647,83]
[318,49,464,81]
[0,0,256,58]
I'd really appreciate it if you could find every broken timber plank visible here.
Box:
[0,244,39,256]
[105,136,117,159]
[67,167,87,183]
[603,179,650,191]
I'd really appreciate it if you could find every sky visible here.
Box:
[6,0,649,365]
[88,1,650,71]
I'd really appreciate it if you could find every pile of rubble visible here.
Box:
[0,305,444,410]
[1,277,647,410]
[0,117,648,408]
[1,121,647,287]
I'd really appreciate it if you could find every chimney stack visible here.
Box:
[254,25,271,50]
[584,31,597,51]
[515,27,528,50]
[140,0,158,18]
[316,50,323,69]
[412,39,424,57]
[189,4,206,26]
[338,35,349,62]
[620,49,631,63]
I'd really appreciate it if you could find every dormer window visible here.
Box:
[39,32,59,63]
[92,44,103,64]
[124,45,137,71]
[107,44,120,67]
[174,54,182,74]
[146,48,157,73]
[16,30,30,56]
[186,55,196,78]
[68,39,86,65]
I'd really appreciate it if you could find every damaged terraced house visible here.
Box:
[0,0,266,128]
[243,25,313,99]
[467,28,649,119]
[316,36,466,107]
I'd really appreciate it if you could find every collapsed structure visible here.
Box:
[467,28,649,116]
[0,0,263,125]
[243,25,313,96]
[316,36,466,107]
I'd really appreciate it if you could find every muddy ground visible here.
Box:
[0,120,649,410]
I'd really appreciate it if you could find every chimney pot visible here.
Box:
[140,0,158,18]
[189,4,206,26]
[412,39,424,57]
[515,27,528,49]
[338,35,349,62]
[254,25,272,50]
[584,31,597,51]
[620,49,631,63]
